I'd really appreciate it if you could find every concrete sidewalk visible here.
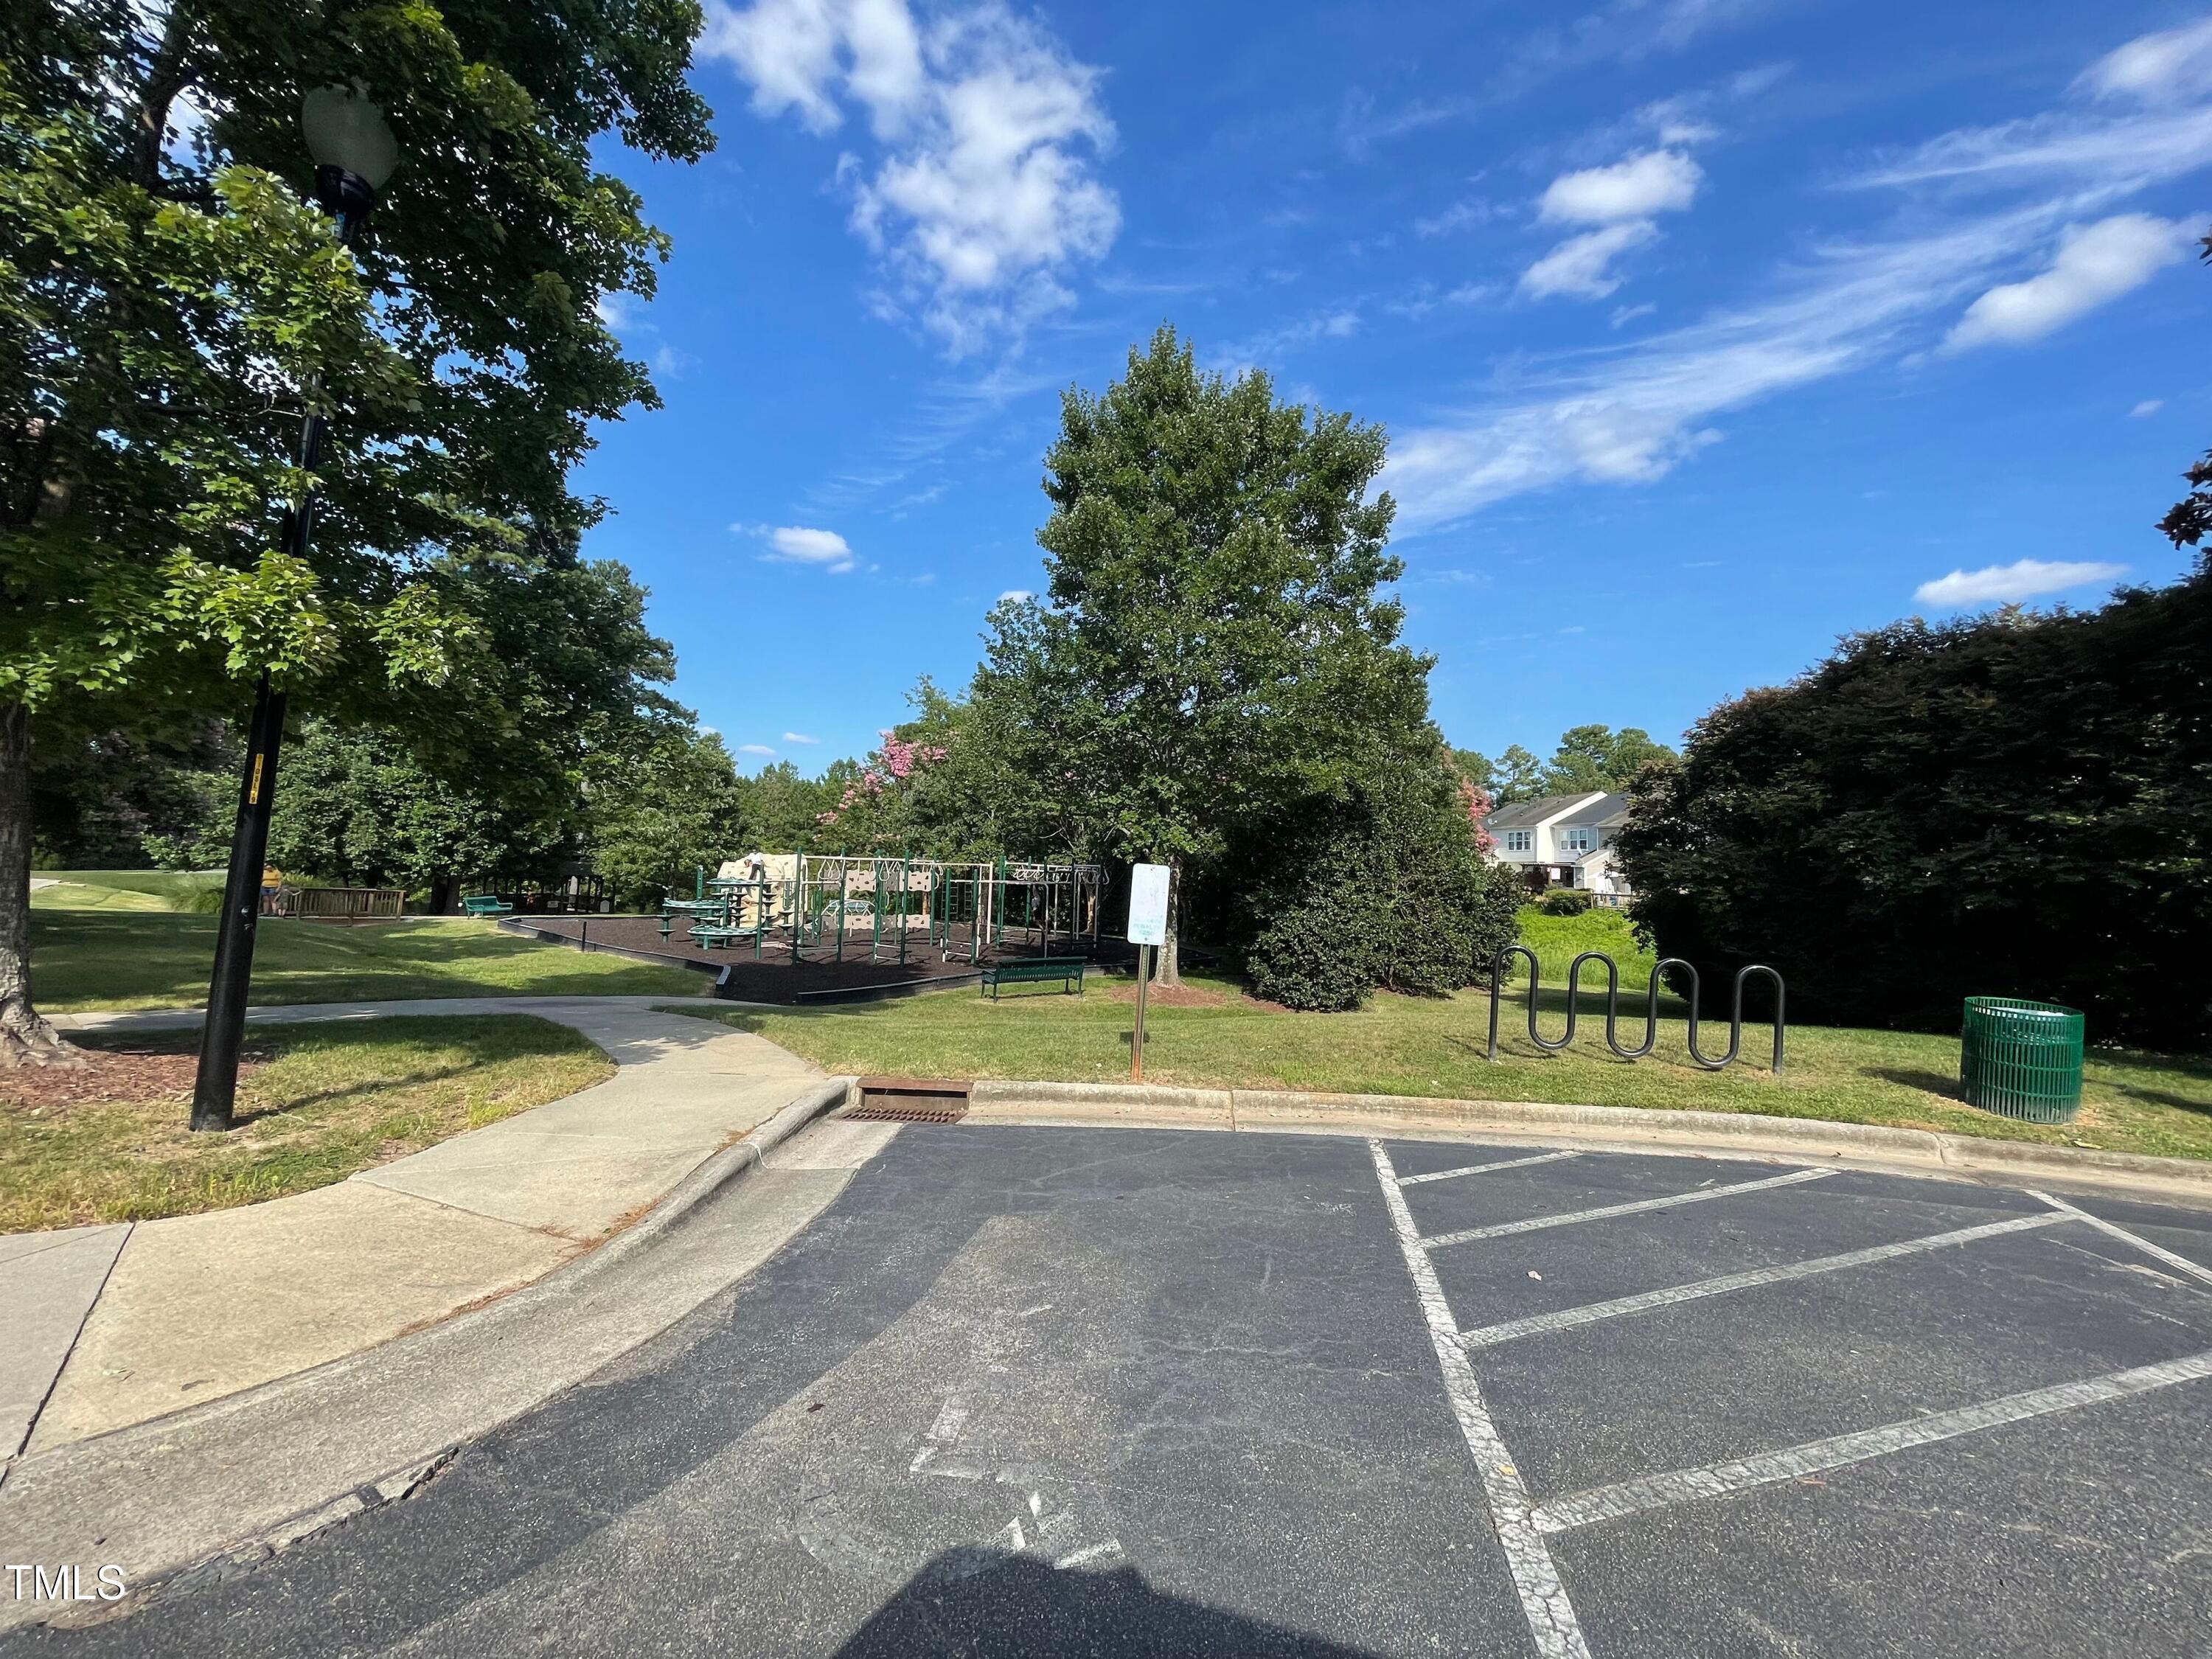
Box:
[5,998,819,1465]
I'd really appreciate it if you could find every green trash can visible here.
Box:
[1959,997,2084,1123]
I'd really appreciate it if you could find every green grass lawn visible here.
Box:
[668,905,2212,1163]
[32,911,705,1012]
[1508,906,1659,990]
[31,869,223,914]
[1,1015,613,1233]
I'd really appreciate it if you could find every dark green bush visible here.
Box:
[1247,877,1374,1011]
[1240,757,1520,1011]
[1537,887,1594,917]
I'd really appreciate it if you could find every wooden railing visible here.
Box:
[264,885,406,920]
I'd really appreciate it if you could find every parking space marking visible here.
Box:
[1419,1168,1834,1251]
[1368,1139,1593,1659]
[1398,1151,1583,1187]
[1458,1212,2070,1349]
[1531,1348,2212,1535]
[2030,1191,2212,1290]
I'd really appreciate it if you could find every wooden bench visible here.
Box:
[459,895,513,918]
[979,956,1087,1000]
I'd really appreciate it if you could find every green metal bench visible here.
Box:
[686,923,744,950]
[979,956,1087,1000]
[460,894,513,918]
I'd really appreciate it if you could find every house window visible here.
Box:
[1502,830,1533,853]
[1562,827,1596,853]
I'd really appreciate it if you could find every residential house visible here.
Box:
[1484,791,1632,899]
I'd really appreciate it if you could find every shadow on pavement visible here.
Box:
[835,1551,1382,1659]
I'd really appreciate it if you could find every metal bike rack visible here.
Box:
[1484,947,1785,1075]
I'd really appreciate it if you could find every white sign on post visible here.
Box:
[1127,863,1171,947]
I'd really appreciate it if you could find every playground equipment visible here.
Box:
[1486,946,1786,1074]
[663,854,1104,968]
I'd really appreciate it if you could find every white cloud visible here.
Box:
[1506,0,1778,85]
[783,731,821,744]
[705,0,843,130]
[1213,307,1363,370]
[2132,397,2165,417]
[1520,220,1659,299]
[1849,101,2212,193]
[1540,150,1703,223]
[1521,150,1700,304]
[1944,213,2188,352]
[996,588,1032,604]
[703,0,1118,352]
[737,742,778,757]
[1391,201,2096,529]
[1913,559,2127,608]
[2079,17,2212,105]
[745,524,858,572]
[1388,27,2212,532]
[1414,197,1498,237]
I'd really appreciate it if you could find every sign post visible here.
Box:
[1127,863,1171,1081]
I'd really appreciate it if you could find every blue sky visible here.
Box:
[575,1,2212,771]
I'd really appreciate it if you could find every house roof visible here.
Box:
[1485,791,1607,830]
[1559,791,1630,827]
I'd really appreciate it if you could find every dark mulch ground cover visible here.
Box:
[512,914,1093,1005]
[0,1034,265,1110]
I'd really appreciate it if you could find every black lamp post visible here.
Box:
[191,86,397,1133]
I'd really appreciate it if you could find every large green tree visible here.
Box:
[969,326,1434,983]
[0,0,712,1057]
[30,717,234,868]
[267,717,563,894]
[584,716,745,908]
[1539,724,1677,796]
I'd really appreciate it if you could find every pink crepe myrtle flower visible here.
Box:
[877,734,945,780]
[1459,778,1497,852]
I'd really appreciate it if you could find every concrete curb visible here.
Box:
[967,1079,1234,1126]
[962,1082,2212,1207]
[580,1074,855,1275]
[0,1075,856,1629]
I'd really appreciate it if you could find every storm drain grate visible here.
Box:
[849,1076,973,1124]
[845,1100,970,1124]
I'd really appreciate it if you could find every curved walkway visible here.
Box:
[8,998,821,1464]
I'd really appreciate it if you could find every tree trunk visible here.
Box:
[1154,858,1183,987]
[0,704,80,1066]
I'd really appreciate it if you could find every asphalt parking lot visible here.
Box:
[13,1123,2212,1658]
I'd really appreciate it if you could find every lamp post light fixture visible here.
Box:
[190,86,396,1133]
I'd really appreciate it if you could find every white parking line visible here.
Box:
[1458,1212,2071,1349]
[1053,1539,1124,1571]
[1420,1168,1834,1251]
[2029,1191,2212,1290]
[1531,1348,2212,1534]
[1368,1140,1593,1659]
[1398,1151,1583,1187]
